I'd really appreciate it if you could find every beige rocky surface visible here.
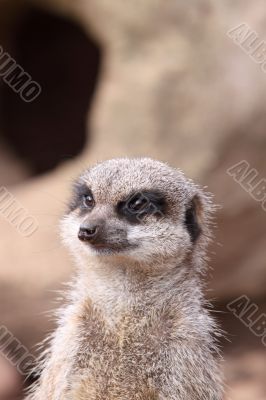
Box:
[0,139,30,186]
[224,351,266,400]
[0,0,265,399]
[21,0,265,298]
[0,356,22,400]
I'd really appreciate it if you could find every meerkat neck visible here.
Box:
[72,256,203,326]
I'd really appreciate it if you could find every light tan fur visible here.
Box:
[25,158,223,400]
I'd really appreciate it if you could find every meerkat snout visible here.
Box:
[78,221,102,242]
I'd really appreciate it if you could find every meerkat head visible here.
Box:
[61,158,213,271]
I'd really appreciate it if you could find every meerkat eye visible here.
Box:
[68,183,95,213]
[127,193,149,213]
[82,193,95,209]
[117,190,166,223]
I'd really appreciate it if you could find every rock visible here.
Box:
[225,350,266,400]
[0,356,22,400]
[0,3,266,399]
[0,139,30,185]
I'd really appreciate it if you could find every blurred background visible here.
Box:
[0,0,265,399]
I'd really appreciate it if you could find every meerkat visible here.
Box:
[26,158,223,400]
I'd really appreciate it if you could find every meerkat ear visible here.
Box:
[184,194,203,243]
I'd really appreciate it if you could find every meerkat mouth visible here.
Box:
[85,242,138,255]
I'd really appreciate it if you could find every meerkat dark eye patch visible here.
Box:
[68,182,94,213]
[185,195,202,243]
[116,190,166,223]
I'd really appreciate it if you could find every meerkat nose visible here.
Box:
[78,224,99,242]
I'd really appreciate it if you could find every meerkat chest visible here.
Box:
[67,304,173,399]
